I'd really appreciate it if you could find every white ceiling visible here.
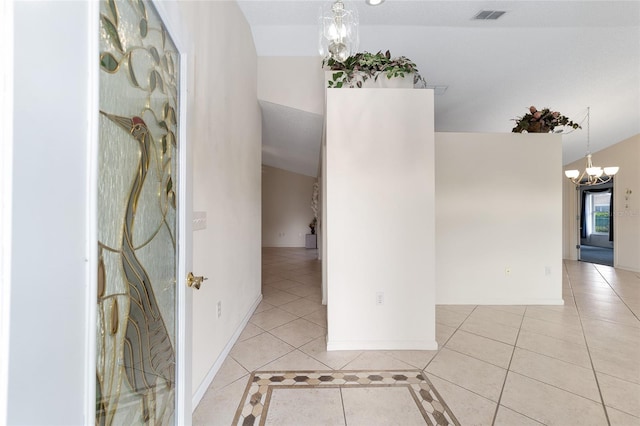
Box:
[260,100,323,176]
[238,0,640,176]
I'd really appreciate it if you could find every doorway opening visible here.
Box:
[579,183,614,266]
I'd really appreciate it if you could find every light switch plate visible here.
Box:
[193,211,207,231]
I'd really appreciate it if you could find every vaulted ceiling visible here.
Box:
[238,0,640,177]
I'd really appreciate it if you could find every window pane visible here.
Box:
[591,192,611,233]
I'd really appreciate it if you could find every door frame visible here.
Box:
[154,2,194,422]
[88,1,192,423]
[0,0,14,423]
[577,182,615,265]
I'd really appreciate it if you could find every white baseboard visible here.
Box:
[435,298,565,306]
[261,244,305,248]
[191,294,262,411]
[613,264,640,273]
[326,339,438,351]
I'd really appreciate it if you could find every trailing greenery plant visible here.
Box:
[323,50,426,88]
[512,106,581,133]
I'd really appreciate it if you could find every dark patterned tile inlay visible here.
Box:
[232,370,460,426]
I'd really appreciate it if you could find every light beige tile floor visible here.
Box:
[194,248,640,425]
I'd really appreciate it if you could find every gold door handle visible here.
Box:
[187,272,208,290]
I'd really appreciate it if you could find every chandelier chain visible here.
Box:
[586,106,591,154]
[564,105,619,187]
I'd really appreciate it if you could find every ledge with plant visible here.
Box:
[512,106,581,133]
[323,50,427,89]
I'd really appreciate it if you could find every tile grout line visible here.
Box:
[505,339,592,371]
[523,274,597,368]
[423,305,478,372]
[592,264,640,323]
[247,320,333,372]
[489,305,527,426]
[422,369,516,421]
[339,387,348,426]
[451,326,519,347]
[206,373,251,400]
[428,365,610,421]
[256,252,335,373]
[501,370,611,406]
[439,345,510,371]
[434,307,524,370]
[419,306,481,414]
[241,280,332,372]
[525,306,578,330]
[565,261,612,426]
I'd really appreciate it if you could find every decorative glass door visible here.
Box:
[97,0,179,424]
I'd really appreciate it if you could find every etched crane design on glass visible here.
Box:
[100,111,175,424]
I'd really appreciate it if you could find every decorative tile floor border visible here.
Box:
[232,370,460,426]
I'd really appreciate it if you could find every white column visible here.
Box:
[325,89,436,350]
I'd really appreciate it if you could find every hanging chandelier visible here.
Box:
[319,0,359,62]
[564,107,619,186]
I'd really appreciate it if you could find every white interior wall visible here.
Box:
[326,89,436,351]
[167,1,263,402]
[262,165,317,247]
[8,2,262,423]
[435,132,563,305]
[563,134,640,271]
[9,2,94,423]
[258,57,325,115]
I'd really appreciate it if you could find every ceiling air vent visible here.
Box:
[473,10,506,20]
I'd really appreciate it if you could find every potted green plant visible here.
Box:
[323,50,427,89]
[512,106,581,133]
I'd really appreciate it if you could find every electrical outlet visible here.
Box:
[217,301,222,318]
[376,292,384,305]
[505,267,511,276]
[545,266,551,276]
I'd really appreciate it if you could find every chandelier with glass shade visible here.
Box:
[319,0,359,62]
[564,107,619,186]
